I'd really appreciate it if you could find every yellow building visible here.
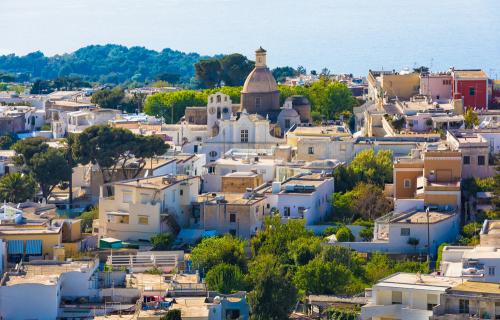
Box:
[0,204,86,261]
[221,172,264,193]
[393,143,462,210]
[196,192,270,239]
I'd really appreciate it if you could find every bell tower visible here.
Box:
[255,47,267,68]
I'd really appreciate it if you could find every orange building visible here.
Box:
[393,143,462,211]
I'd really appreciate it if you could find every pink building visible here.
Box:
[420,72,453,102]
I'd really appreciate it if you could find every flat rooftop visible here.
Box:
[116,174,195,190]
[198,192,265,205]
[4,260,95,286]
[484,220,500,235]
[223,171,261,178]
[290,125,350,136]
[451,281,500,295]
[382,209,456,224]
[453,69,487,79]
[376,272,463,291]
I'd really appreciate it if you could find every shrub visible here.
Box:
[336,226,355,242]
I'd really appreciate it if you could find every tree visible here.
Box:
[205,263,246,294]
[364,252,393,283]
[78,206,98,233]
[349,149,393,186]
[30,148,71,201]
[407,237,420,252]
[156,73,181,85]
[144,90,206,123]
[464,108,479,129]
[194,59,222,88]
[190,235,246,272]
[272,66,297,83]
[30,80,53,94]
[336,226,355,242]
[289,237,321,266]
[308,78,357,119]
[251,215,313,262]
[247,254,298,320]
[0,173,36,203]
[71,125,168,184]
[0,134,18,150]
[359,227,374,242]
[160,309,182,320]
[294,257,353,295]
[350,183,393,221]
[219,54,254,86]
[12,137,49,166]
[91,87,126,109]
[151,233,173,251]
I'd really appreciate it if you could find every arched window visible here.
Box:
[255,97,261,109]
[209,151,218,157]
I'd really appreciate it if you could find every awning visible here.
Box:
[7,240,24,254]
[26,240,42,255]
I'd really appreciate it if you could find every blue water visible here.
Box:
[0,0,498,76]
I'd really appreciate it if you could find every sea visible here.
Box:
[0,0,499,77]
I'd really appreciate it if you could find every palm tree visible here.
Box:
[0,172,36,203]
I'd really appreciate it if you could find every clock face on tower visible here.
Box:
[209,107,216,115]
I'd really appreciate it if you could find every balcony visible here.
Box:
[361,303,433,320]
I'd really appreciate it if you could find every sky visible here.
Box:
[0,0,499,76]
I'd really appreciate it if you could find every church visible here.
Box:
[179,47,312,160]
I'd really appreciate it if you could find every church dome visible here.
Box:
[242,67,278,93]
[241,47,278,93]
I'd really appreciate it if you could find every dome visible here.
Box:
[242,67,278,93]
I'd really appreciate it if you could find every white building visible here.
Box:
[336,208,460,257]
[203,156,277,192]
[66,108,121,134]
[203,109,284,162]
[261,173,334,225]
[0,259,99,320]
[361,272,464,320]
[98,174,201,241]
[440,220,500,283]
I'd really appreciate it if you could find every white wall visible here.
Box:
[0,283,60,320]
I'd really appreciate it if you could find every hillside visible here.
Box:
[0,44,210,85]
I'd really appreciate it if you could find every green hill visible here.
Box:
[0,44,210,85]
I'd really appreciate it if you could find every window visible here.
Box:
[285,119,291,129]
[391,291,402,304]
[140,193,151,205]
[180,189,184,196]
[230,213,236,223]
[138,215,149,225]
[404,179,411,189]
[209,151,218,158]
[284,207,290,217]
[122,191,132,203]
[478,155,485,166]
[463,156,470,165]
[489,266,496,276]
[401,228,410,236]
[119,215,129,224]
[443,79,451,85]
[240,129,249,143]
[459,299,469,314]
[469,87,475,96]
[171,190,176,203]
[255,97,261,109]
[266,203,270,209]
[208,166,215,174]
[427,294,438,311]
[308,147,314,155]
[217,95,221,103]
